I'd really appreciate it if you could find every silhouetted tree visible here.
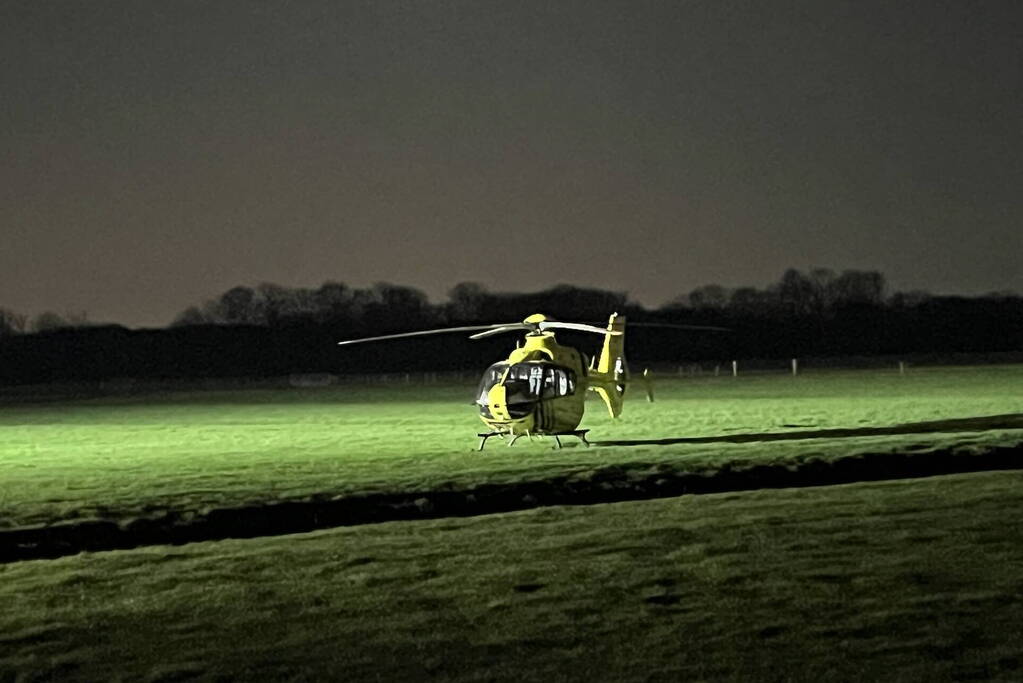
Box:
[0,308,26,336]
[210,286,259,324]
[833,270,886,307]
[171,306,208,327]
[807,268,838,317]
[255,283,291,326]
[358,283,431,332]
[312,282,353,323]
[774,268,815,317]
[688,284,729,310]
[287,287,320,323]
[31,311,69,332]
[448,282,489,321]
[727,287,771,316]
[888,290,933,308]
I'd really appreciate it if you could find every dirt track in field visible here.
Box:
[2,439,1022,564]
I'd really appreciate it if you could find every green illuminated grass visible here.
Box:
[2,471,1022,681]
[1,365,1022,529]
[2,366,1022,680]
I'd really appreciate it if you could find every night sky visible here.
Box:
[3,1,1021,328]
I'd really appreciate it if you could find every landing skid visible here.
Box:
[477,430,590,451]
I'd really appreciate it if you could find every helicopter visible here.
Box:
[337,313,720,450]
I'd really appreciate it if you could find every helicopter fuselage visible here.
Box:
[475,332,590,436]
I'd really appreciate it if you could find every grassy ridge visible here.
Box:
[1,366,1022,529]
[2,471,1022,681]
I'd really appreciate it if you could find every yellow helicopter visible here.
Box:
[338,313,718,450]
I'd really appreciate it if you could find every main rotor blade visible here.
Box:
[337,325,514,346]
[468,325,532,339]
[539,321,623,335]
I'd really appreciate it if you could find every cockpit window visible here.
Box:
[476,362,576,406]
[503,364,544,404]
[476,363,508,405]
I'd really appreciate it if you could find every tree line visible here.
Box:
[1,268,1020,385]
[0,309,89,336]
[163,268,952,330]
[0,268,981,335]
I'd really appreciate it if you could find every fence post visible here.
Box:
[899,361,906,375]
[791,358,798,376]
[731,360,738,377]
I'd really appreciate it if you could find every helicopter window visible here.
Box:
[529,365,544,396]
[476,363,508,405]
[478,363,577,405]
[541,366,576,399]
[503,364,539,404]
[542,370,557,398]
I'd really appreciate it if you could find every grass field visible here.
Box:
[2,365,1022,679]
[1,366,1021,531]
[2,471,1022,681]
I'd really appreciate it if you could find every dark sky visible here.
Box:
[2,1,1021,327]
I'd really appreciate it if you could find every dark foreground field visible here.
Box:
[1,366,1022,680]
[3,472,1022,681]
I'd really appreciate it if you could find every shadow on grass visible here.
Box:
[3,440,1022,565]
[593,414,1023,447]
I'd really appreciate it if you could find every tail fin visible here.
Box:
[588,313,628,418]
